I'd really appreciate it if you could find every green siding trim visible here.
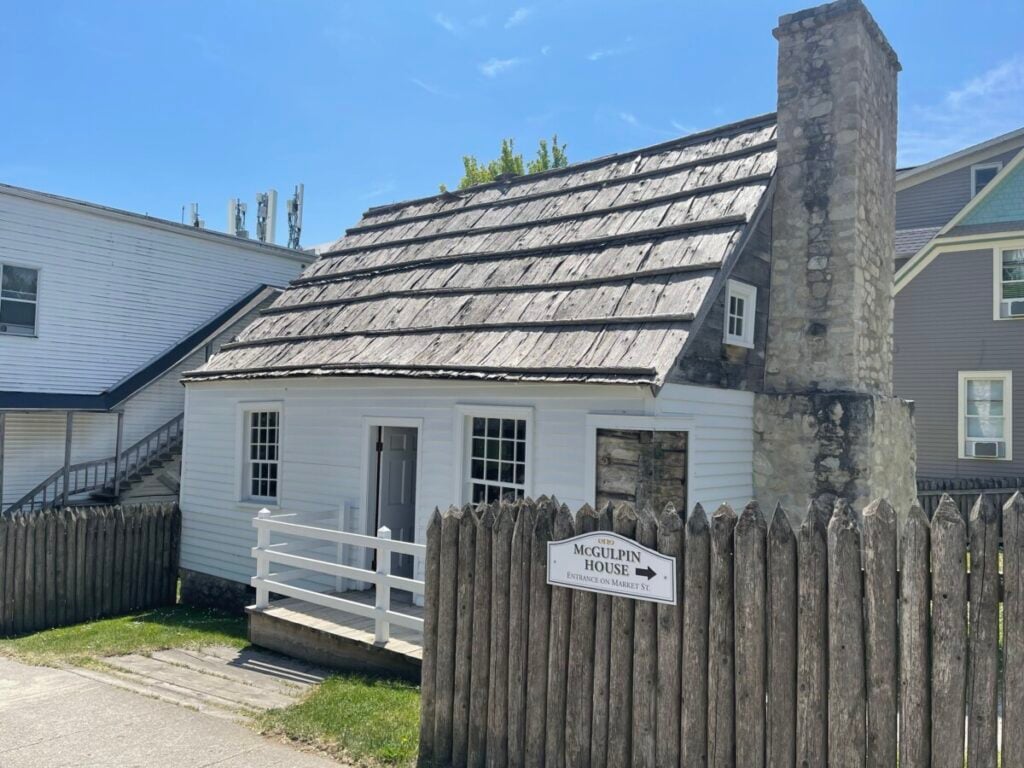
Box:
[962,160,1024,226]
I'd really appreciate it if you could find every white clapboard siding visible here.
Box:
[0,187,306,394]
[1,302,270,509]
[179,378,755,586]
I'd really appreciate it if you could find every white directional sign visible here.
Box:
[547,531,677,605]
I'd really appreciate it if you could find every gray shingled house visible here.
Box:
[177,0,914,606]
[894,127,1024,479]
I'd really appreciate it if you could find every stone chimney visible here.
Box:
[753,0,916,514]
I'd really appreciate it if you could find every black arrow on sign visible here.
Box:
[636,566,656,580]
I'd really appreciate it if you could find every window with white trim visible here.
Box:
[972,162,1002,197]
[959,371,1012,460]
[243,409,281,501]
[724,279,756,348]
[999,248,1024,319]
[0,263,39,336]
[465,414,528,504]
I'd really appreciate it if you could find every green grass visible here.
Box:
[258,675,421,767]
[0,605,247,666]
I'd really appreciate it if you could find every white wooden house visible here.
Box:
[177,0,913,620]
[178,115,778,606]
[0,183,308,514]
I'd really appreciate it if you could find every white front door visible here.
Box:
[376,426,417,577]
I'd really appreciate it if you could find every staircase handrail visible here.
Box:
[3,412,184,515]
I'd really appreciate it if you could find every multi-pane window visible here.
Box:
[724,280,756,348]
[245,410,280,501]
[468,416,527,504]
[1000,249,1024,318]
[0,264,39,336]
[972,162,1001,197]
[959,373,1012,460]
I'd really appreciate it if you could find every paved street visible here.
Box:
[0,656,341,768]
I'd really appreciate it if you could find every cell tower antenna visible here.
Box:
[255,189,278,244]
[189,203,204,228]
[228,198,248,238]
[286,184,304,249]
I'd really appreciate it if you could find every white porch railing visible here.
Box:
[251,506,425,644]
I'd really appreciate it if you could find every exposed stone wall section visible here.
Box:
[754,0,916,515]
[673,199,773,390]
[754,393,916,514]
[765,0,899,395]
[180,567,254,614]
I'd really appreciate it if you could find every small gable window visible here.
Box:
[972,162,1002,197]
[0,263,39,336]
[724,280,756,348]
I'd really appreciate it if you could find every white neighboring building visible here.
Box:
[0,182,308,513]
[178,114,778,608]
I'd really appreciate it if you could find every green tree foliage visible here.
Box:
[441,135,568,192]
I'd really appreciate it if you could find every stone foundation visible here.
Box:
[754,392,916,515]
[180,568,254,614]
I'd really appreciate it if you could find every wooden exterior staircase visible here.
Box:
[3,413,184,515]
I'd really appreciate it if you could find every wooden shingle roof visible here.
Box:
[185,113,777,388]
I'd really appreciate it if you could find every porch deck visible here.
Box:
[247,589,423,681]
[248,507,427,680]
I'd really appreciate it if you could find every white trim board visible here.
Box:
[957,371,1013,462]
[896,233,1024,295]
[895,148,1024,293]
[896,129,1024,191]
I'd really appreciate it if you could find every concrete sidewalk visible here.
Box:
[0,656,342,767]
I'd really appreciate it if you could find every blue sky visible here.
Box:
[2,1,1023,247]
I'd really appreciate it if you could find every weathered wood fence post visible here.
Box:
[416,491,1013,768]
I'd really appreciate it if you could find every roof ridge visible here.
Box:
[357,112,777,220]
[343,140,776,238]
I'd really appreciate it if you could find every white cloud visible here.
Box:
[479,57,524,78]
[900,55,1024,166]
[434,12,457,34]
[411,77,457,99]
[587,38,633,62]
[617,111,676,138]
[505,7,532,29]
[360,181,397,201]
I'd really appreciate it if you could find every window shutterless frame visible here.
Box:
[237,401,283,505]
[453,404,534,505]
[996,247,1024,320]
[723,279,756,348]
[957,371,1012,461]
[971,162,1002,198]
[0,262,40,337]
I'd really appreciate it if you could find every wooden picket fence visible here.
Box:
[418,493,1023,768]
[0,503,180,636]
[918,475,1024,521]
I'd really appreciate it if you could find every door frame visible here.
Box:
[584,413,696,509]
[359,416,424,540]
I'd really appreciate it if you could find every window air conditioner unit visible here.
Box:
[1003,299,1024,317]
[966,440,1003,459]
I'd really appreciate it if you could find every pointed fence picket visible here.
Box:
[0,503,179,637]
[418,491,1024,768]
